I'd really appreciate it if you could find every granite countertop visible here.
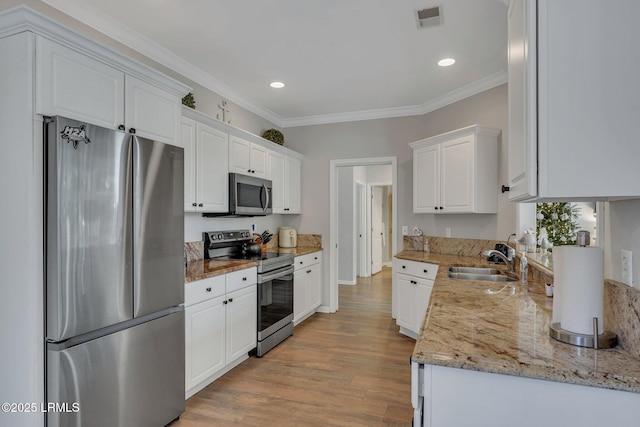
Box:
[275,246,322,256]
[396,250,640,394]
[185,259,259,283]
[184,246,322,283]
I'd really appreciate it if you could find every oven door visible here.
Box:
[257,265,294,341]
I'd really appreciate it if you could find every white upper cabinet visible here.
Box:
[411,125,500,214]
[182,112,229,213]
[36,36,124,130]
[124,75,181,144]
[267,150,302,214]
[284,155,302,214]
[229,135,267,178]
[508,0,640,201]
[267,150,286,212]
[36,36,183,146]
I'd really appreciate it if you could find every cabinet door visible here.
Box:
[413,280,433,333]
[413,145,440,213]
[185,297,226,391]
[250,143,267,178]
[196,123,229,212]
[225,285,257,362]
[395,274,413,329]
[125,75,181,146]
[293,269,308,323]
[267,150,286,213]
[181,117,197,212]
[285,156,302,214]
[307,261,322,311]
[36,36,125,129]
[440,137,473,213]
[228,135,252,175]
[507,0,538,201]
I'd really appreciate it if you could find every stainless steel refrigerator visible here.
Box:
[45,116,185,427]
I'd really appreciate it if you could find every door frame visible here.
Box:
[329,157,397,312]
[356,181,367,277]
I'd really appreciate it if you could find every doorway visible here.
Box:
[329,157,397,312]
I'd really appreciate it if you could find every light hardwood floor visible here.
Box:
[172,267,415,426]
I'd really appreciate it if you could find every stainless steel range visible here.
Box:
[204,230,294,356]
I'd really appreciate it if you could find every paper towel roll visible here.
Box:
[552,248,564,324]
[556,246,604,335]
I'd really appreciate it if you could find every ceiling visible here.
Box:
[41,0,509,127]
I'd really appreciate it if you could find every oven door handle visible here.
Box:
[259,265,295,283]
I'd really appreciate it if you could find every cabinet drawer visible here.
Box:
[295,251,322,271]
[185,275,225,307]
[393,258,438,280]
[226,267,257,294]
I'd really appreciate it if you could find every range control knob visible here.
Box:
[217,233,224,240]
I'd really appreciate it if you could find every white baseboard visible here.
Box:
[338,280,357,285]
[316,305,334,313]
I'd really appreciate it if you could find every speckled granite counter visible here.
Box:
[275,246,322,257]
[184,247,321,283]
[185,259,258,283]
[396,250,640,394]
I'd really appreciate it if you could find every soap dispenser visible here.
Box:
[519,252,528,285]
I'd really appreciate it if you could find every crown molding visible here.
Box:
[33,1,507,129]
[282,71,507,128]
[40,0,286,127]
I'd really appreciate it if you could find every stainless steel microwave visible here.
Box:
[204,173,272,217]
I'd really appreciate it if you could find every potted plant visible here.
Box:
[262,128,284,146]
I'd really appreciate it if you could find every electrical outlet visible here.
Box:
[445,227,451,237]
[402,226,408,236]
[621,249,633,287]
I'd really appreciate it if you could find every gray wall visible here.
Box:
[285,84,513,255]
[337,167,355,283]
[606,200,640,290]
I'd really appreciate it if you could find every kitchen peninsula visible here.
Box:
[396,238,640,426]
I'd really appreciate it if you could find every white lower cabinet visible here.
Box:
[293,251,322,325]
[184,267,257,398]
[393,258,438,339]
[412,363,640,427]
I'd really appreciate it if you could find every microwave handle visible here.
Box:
[262,183,270,212]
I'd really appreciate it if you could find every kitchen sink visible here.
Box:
[447,272,517,282]
[448,266,503,275]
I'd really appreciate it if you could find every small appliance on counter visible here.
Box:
[279,227,298,248]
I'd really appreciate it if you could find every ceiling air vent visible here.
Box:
[416,6,442,28]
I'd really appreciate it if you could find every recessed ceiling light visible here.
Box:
[438,58,455,67]
[270,81,285,88]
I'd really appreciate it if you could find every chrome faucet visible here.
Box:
[482,249,515,272]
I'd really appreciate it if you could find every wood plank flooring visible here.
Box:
[172,267,415,426]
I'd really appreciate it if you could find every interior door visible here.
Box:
[371,186,383,275]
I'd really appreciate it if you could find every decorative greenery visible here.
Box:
[262,128,284,146]
[536,202,580,248]
[181,92,196,109]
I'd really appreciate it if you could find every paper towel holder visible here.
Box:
[549,317,617,349]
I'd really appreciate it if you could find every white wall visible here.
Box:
[606,200,640,290]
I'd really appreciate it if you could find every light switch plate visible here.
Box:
[402,226,408,236]
[621,249,633,287]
